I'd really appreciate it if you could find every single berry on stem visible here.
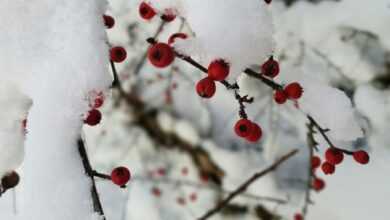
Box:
[103,15,115,29]
[161,13,176,22]
[139,2,156,20]
[111,166,131,186]
[147,43,175,68]
[325,148,344,165]
[312,178,325,191]
[284,82,303,100]
[321,162,335,175]
[246,122,262,142]
[168,33,188,45]
[261,56,280,78]
[208,59,230,81]
[353,150,369,165]
[84,109,102,126]
[196,77,216,98]
[110,46,127,63]
[274,90,287,104]
[311,156,321,169]
[234,119,253,138]
[1,171,20,191]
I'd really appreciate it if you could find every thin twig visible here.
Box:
[197,149,299,220]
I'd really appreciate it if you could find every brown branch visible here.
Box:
[197,149,299,220]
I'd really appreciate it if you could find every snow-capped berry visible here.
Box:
[311,156,321,169]
[353,150,370,165]
[84,109,102,126]
[246,122,263,142]
[168,33,188,45]
[196,77,216,98]
[103,15,115,29]
[284,82,303,100]
[208,59,230,81]
[261,56,280,78]
[110,46,127,63]
[325,148,344,165]
[139,2,156,20]
[273,90,287,104]
[321,162,335,175]
[111,166,131,186]
[312,178,325,191]
[147,43,175,68]
[294,213,303,220]
[152,187,162,197]
[190,193,197,202]
[234,119,253,138]
[1,171,20,190]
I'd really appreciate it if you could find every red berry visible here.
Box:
[190,193,197,202]
[168,33,188,45]
[157,168,166,176]
[312,178,325,191]
[311,156,321,169]
[261,57,280,78]
[353,150,369,165]
[200,173,209,183]
[284,82,303,100]
[208,59,230,81]
[273,90,287,104]
[103,15,115,29]
[246,122,263,142]
[234,119,253,138]
[321,162,335,175]
[110,46,127,63]
[325,148,344,165]
[111,166,131,186]
[294,213,303,220]
[94,97,104,109]
[1,171,20,190]
[84,109,102,126]
[177,197,186,205]
[22,119,27,129]
[139,2,156,20]
[161,11,176,22]
[152,187,162,197]
[181,167,189,176]
[196,77,216,98]
[147,43,175,68]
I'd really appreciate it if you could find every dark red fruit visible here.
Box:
[246,122,263,142]
[312,178,325,191]
[84,109,102,126]
[152,187,162,197]
[284,82,303,100]
[161,12,176,22]
[196,77,216,98]
[147,43,175,68]
[208,59,230,81]
[103,15,115,29]
[168,33,188,45]
[311,156,321,169]
[110,46,127,63]
[325,148,344,165]
[274,90,287,104]
[111,166,131,186]
[294,213,303,220]
[139,2,156,20]
[353,150,369,165]
[321,162,335,175]
[157,168,166,176]
[261,56,280,78]
[234,119,253,138]
[1,171,20,190]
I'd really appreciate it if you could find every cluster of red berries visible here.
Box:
[234,118,263,142]
[111,166,131,187]
[273,82,303,104]
[196,59,230,98]
[139,2,177,22]
[103,14,127,63]
[84,92,105,126]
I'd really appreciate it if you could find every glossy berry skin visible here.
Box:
[139,2,156,20]
[284,82,303,100]
[1,171,20,190]
[84,109,102,126]
[274,90,287,104]
[168,33,188,45]
[311,156,321,169]
[208,59,230,81]
[246,122,262,142]
[103,15,115,29]
[234,119,253,138]
[294,213,303,220]
[325,148,344,165]
[261,57,280,78]
[321,162,335,175]
[312,178,325,192]
[147,43,175,68]
[196,77,216,98]
[353,150,370,165]
[111,167,131,186]
[110,46,127,63]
